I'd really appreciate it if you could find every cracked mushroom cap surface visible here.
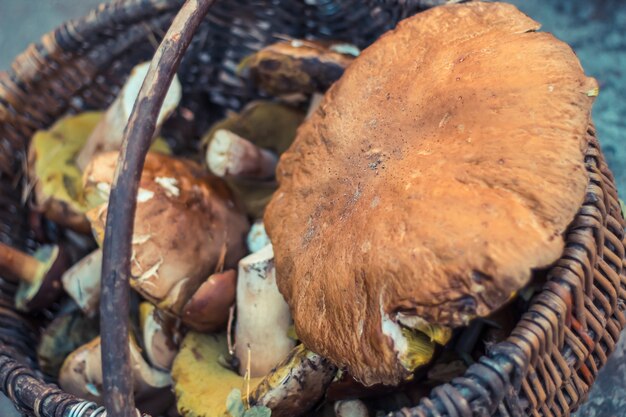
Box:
[264,1,597,386]
[84,151,249,316]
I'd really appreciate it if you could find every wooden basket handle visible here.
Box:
[99,1,216,416]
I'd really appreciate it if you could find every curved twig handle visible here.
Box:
[99,1,215,416]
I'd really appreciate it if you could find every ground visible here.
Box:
[0,0,624,416]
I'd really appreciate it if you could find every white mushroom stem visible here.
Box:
[246,219,271,253]
[235,244,294,377]
[206,130,278,180]
[334,399,369,417]
[61,249,102,317]
[75,61,182,170]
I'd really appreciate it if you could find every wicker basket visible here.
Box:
[0,1,624,416]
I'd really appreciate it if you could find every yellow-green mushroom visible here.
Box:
[172,333,336,417]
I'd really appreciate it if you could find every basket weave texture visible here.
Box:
[0,1,624,417]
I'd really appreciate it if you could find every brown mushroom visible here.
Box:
[83,151,249,317]
[0,242,67,311]
[265,2,597,385]
[27,64,173,234]
[75,61,181,170]
[238,39,358,96]
[234,244,294,377]
[181,269,237,332]
[61,249,102,317]
[59,336,173,414]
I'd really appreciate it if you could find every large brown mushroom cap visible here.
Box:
[84,152,249,315]
[265,2,597,385]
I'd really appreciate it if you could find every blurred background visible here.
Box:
[0,0,625,416]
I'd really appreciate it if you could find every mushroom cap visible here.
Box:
[182,269,237,332]
[265,2,597,385]
[28,112,171,233]
[84,152,249,316]
[239,40,358,96]
[15,245,68,311]
[171,332,264,417]
[59,335,171,408]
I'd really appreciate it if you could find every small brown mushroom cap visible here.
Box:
[238,40,358,96]
[84,152,249,316]
[182,269,237,332]
[265,2,597,385]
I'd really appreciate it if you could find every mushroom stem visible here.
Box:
[206,130,278,180]
[235,244,295,377]
[75,62,181,171]
[251,344,338,417]
[61,249,103,317]
[0,242,41,284]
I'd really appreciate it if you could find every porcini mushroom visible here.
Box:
[207,130,278,181]
[75,61,181,170]
[140,302,182,371]
[181,269,237,332]
[235,244,294,377]
[172,332,335,417]
[0,242,67,311]
[202,101,305,217]
[59,336,172,413]
[27,64,173,233]
[83,151,249,316]
[265,2,598,385]
[238,39,358,96]
[61,249,102,317]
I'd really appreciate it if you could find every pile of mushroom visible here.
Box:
[10,1,604,417]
